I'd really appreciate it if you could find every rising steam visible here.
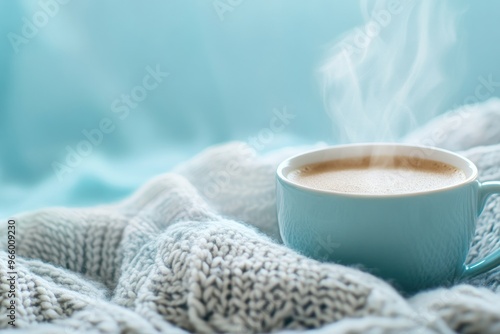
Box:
[321,0,466,143]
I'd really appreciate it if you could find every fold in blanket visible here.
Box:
[1,100,500,333]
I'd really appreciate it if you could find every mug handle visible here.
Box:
[461,181,500,279]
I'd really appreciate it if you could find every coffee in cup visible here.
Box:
[287,155,466,195]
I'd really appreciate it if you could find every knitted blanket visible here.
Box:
[1,99,500,334]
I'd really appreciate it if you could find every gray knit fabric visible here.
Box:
[1,99,500,333]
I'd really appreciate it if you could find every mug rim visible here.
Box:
[276,143,479,198]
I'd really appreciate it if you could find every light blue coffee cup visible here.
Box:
[276,143,500,293]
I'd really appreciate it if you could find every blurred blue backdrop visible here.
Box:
[1,1,499,217]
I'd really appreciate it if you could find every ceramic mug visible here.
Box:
[276,143,500,292]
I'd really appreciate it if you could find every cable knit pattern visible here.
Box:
[1,100,500,333]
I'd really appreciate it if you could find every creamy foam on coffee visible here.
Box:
[288,155,466,195]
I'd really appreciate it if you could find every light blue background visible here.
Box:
[1,1,499,217]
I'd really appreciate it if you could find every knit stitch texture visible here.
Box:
[1,99,500,333]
